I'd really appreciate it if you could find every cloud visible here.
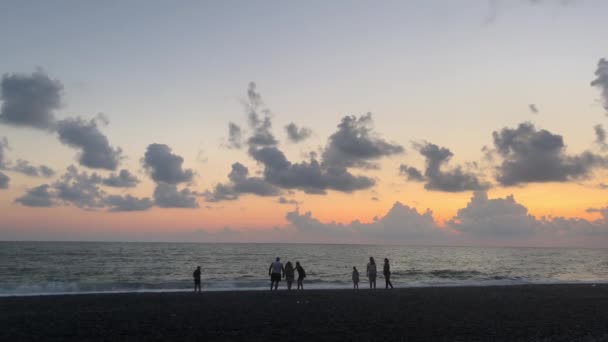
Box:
[11,160,55,178]
[591,58,608,112]
[594,124,608,150]
[56,117,122,170]
[285,123,312,143]
[250,146,375,194]
[204,162,280,202]
[105,194,153,212]
[226,122,243,149]
[277,196,299,205]
[143,144,194,184]
[0,171,9,189]
[53,166,105,209]
[0,70,62,130]
[322,113,404,169]
[15,184,55,207]
[399,165,425,182]
[153,183,199,208]
[244,82,277,148]
[492,122,606,186]
[529,104,539,114]
[447,191,539,238]
[402,142,489,192]
[102,169,140,188]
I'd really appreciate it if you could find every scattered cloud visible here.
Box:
[591,58,608,113]
[529,104,539,114]
[594,124,608,150]
[53,166,105,209]
[492,122,606,186]
[0,137,9,168]
[102,169,140,188]
[204,162,280,202]
[226,122,243,149]
[0,171,9,189]
[14,184,55,207]
[11,160,55,178]
[0,70,62,130]
[153,183,199,208]
[244,82,277,148]
[285,122,312,143]
[277,196,299,205]
[321,113,404,169]
[143,144,194,184]
[56,117,122,170]
[402,142,489,192]
[105,194,153,212]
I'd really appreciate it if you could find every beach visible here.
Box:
[1,284,607,341]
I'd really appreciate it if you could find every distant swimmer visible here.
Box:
[193,266,202,292]
[352,266,360,289]
[269,257,285,291]
[284,261,295,290]
[367,257,377,289]
[295,261,306,290]
[384,258,394,289]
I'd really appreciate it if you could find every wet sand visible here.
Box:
[1,284,607,341]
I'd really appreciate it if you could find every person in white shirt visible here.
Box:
[268,257,285,290]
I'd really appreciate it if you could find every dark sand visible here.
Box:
[1,284,607,341]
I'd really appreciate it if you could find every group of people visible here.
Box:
[191,256,394,292]
[268,257,306,290]
[354,257,393,289]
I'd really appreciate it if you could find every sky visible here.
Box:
[1,0,608,246]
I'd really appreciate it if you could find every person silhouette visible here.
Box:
[383,258,394,289]
[268,257,284,290]
[366,257,377,289]
[193,266,202,292]
[284,261,295,290]
[352,266,360,289]
[295,261,306,290]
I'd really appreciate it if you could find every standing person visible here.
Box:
[383,258,394,289]
[352,266,360,289]
[193,266,202,293]
[284,261,295,290]
[295,261,306,290]
[366,257,377,289]
[268,257,284,291]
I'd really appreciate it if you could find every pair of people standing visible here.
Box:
[269,257,306,290]
[363,257,393,289]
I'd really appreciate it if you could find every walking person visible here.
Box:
[352,266,360,289]
[295,261,306,290]
[268,257,284,291]
[193,266,202,293]
[366,257,377,289]
[383,258,394,289]
[284,261,295,290]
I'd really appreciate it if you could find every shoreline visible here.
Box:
[2,283,607,341]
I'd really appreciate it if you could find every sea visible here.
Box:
[1,242,607,296]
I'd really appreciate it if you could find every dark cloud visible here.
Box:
[0,70,62,130]
[102,169,140,188]
[285,123,312,143]
[245,82,277,148]
[529,104,539,114]
[15,184,55,207]
[153,183,199,208]
[143,144,194,184]
[591,58,608,112]
[594,124,608,150]
[226,122,243,149]
[399,165,425,182]
[56,117,122,170]
[447,191,539,238]
[204,162,280,202]
[0,137,9,169]
[105,194,153,212]
[402,142,489,192]
[11,160,55,178]
[53,166,105,209]
[492,122,606,186]
[278,196,299,205]
[322,113,404,169]
[250,146,375,194]
[0,171,8,189]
